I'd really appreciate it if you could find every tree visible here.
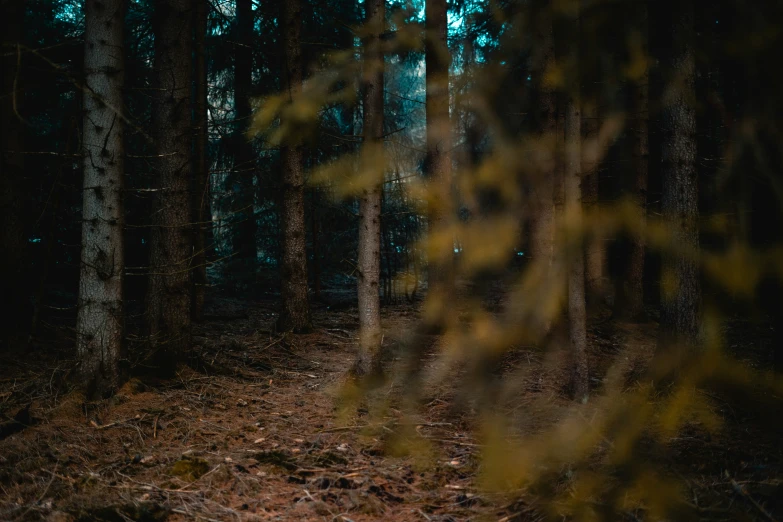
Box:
[277,0,312,332]
[566,5,587,401]
[528,2,556,271]
[76,0,125,397]
[353,0,385,377]
[566,98,587,400]
[617,2,649,321]
[425,0,452,297]
[581,101,602,306]
[192,0,209,321]
[76,0,127,398]
[0,0,27,348]
[232,0,257,269]
[147,0,194,375]
[659,0,700,350]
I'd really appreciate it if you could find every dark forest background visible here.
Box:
[1,0,783,519]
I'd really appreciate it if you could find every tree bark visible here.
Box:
[232,0,257,269]
[617,3,649,321]
[277,0,312,332]
[353,0,384,378]
[425,0,452,297]
[311,190,321,299]
[581,101,604,304]
[192,0,209,322]
[77,0,127,398]
[566,5,588,401]
[147,0,193,375]
[0,0,28,348]
[566,95,588,400]
[528,4,556,270]
[659,0,700,351]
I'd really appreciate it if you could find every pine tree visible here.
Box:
[425,0,453,303]
[354,0,385,377]
[618,2,649,321]
[566,3,587,401]
[581,101,603,305]
[529,2,556,271]
[659,0,700,350]
[147,0,194,374]
[232,0,257,270]
[76,0,127,397]
[277,0,312,332]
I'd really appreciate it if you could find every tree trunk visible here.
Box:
[192,0,209,322]
[425,0,452,297]
[0,0,27,348]
[581,101,604,305]
[77,0,127,398]
[659,0,700,351]
[147,0,193,375]
[382,190,394,304]
[617,3,649,321]
[277,0,311,332]
[528,4,556,271]
[353,0,385,378]
[311,189,321,300]
[566,6,588,401]
[232,0,257,269]
[566,104,588,400]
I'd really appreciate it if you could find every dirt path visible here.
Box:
[0,299,495,521]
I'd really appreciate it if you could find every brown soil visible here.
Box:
[0,296,781,521]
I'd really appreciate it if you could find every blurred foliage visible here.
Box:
[5,0,783,517]
[250,0,783,519]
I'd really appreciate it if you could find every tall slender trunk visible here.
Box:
[233,0,257,268]
[425,0,452,298]
[578,0,604,306]
[618,3,649,321]
[566,95,587,400]
[0,0,27,348]
[277,0,311,332]
[311,190,321,299]
[77,0,127,398]
[581,101,603,304]
[192,0,209,321]
[554,97,565,215]
[659,0,700,351]
[353,0,385,377]
[147,0,193,375]
[529,3,556,271]
[382,191,394,304]
[567,4,588,401]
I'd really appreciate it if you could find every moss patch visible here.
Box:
[169,457,210,481]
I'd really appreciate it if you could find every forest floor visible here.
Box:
[0,290,782,521]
